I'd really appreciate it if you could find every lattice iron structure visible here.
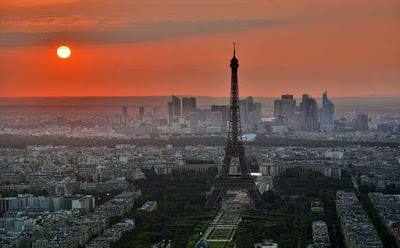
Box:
[205,44,263,208]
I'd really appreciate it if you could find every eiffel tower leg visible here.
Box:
[239,155,249,175]
[248,188,262,206]
[222,153,232,176]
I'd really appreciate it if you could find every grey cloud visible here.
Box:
[0,19,294,47]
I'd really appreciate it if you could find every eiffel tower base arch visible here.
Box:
[205,175,263,208]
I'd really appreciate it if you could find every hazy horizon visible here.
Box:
[1,93,400,99]
[1,95,399,117]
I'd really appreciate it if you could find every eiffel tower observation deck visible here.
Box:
[205,44,263,208]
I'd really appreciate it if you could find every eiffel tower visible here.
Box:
[205,44,263,208]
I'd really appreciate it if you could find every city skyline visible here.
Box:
[1,0,399,98]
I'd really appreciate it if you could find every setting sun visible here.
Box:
[57,46,71,59]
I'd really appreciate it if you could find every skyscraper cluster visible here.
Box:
[168,96,198,124]
[167,96,197,129]
[166,95,261,134]
[167,95,182,124]
[273,91,335,132]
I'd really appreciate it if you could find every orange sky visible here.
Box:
[0,0,399,97]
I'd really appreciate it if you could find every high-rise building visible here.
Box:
[189,112,199,134]
[197,109,211,122]
[274,94,296,120]
[182,97,196,117]
[167,102,173,125]
[182,98,190,117]
[244,96,253,124]
[139,106,144,121]
[211,111,223,127]
[167,95,181,124]
[274,100,282,117]
[253,102,262,122]
[320,91,335,132]
[356,114,369,131]
[300,94,319,131]
[246,96,254,113]
[190,97,196,111]
[211,105,229,122]
[172,95,181,117]
[240,97,262,128]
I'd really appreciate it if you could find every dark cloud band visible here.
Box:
[0,19,293,47]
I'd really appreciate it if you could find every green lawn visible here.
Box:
[208,241,234,248]
[219,211,241,223]
[208,227,235,240]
